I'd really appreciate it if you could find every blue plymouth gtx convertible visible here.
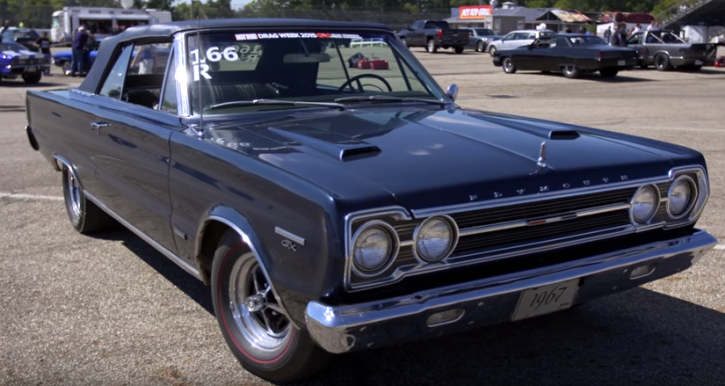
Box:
[25,19,718,382]
[1,41,51,84]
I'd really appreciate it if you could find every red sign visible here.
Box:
[459,5,493,20]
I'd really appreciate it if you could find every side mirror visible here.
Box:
[446,84,458,102]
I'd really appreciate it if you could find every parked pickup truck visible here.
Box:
[25,18,718,383]
[397,19,469,53]
[626,28,718,71]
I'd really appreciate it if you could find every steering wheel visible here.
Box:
[338,74,393,93]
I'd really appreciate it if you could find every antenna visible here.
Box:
[196,14,203,136]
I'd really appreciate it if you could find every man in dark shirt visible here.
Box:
[71,26,88,77]
[34,32,52,75]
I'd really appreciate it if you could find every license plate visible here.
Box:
[618,60,625,66]
[512,278,580,321]
[695,60,703,65]
[25,66,37,72]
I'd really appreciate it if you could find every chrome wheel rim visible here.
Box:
[565,65,575,74]
[504,58,513,72]
[428,40,434,51]
[65,167,81,222]
[477,41,484,51]
[228,258,291,358]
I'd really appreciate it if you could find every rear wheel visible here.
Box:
[211,230,332,383]
[654,54,672,71]
[600,68,619,78]
[61,163,115,234]
[562,65,580,78]
[502,57,517,73]
[454,46,464,54]
[427,39,437,53]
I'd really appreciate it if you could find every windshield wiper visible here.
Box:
[334,95,447,106]
[206,99,346,111]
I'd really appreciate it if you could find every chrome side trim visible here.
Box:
[457,202,629,238]
[274,227,306,246]
[197,215,299,329]
[83,192,203,280]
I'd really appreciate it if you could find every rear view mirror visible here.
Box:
[283,53,331,64]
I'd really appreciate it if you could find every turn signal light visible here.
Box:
[426,308,464,327]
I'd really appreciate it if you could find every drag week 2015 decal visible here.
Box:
[234,32,362,40]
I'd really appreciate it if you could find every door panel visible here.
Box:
[90,105,180,252]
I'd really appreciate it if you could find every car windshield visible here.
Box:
[568,36,607,45]
[0,42,29,52]
[185,31,444,115]
[474,29,493,35]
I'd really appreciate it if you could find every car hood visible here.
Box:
[205,106,691,211]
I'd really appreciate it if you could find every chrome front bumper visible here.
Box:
[305,229,718,354]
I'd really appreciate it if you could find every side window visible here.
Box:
[99,44,134,99]
[128,42,171,76]
[160,51,177,114]
[628,33,642,45]
[503,33,514,40]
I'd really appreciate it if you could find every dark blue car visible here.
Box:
[0,41,51,84]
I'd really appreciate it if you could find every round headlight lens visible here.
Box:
[353,225,393,273]
[631,186,658,223]
[415,217,455,262]
[668,177,693,217]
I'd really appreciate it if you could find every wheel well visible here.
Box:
[197,220,250,284]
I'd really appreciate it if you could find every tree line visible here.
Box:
[0,0,683,30]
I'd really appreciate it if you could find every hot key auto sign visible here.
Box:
[459,5,493,19]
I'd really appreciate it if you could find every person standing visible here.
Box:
[34,32,52,75]
[71,26,88,77]
[604,26,612,44]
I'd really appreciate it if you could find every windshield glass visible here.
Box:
[568,36,607,45]
[185,31,444,115]
[474,29,493,35]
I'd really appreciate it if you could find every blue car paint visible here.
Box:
[0,41,51,79]
[52,38,103,74]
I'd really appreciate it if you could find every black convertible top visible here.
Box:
[78,18,392,93]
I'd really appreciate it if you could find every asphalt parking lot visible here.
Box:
[2,47,725,386]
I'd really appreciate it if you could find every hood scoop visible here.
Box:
[549,130,580,140]
[267,127,382,162]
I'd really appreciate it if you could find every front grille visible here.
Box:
[349,181,674,288]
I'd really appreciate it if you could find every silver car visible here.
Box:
[487,29,556,56]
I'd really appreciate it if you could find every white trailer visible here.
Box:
[50,7,172,44]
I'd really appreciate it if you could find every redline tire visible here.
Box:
[210,230,331,383]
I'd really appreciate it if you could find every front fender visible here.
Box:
[195,204,308,328]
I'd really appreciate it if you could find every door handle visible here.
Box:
[91,122,111,129]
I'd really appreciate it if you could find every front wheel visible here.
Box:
[476,41,484,52]
[502,57,517,73]
[488,45,497,57]
[211,230,331,383]
[22,72,42,84]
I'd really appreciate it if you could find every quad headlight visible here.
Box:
[351,220,399,276]
[667,175,696,219]
[631,185,659,224]
[413,216,459,263]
